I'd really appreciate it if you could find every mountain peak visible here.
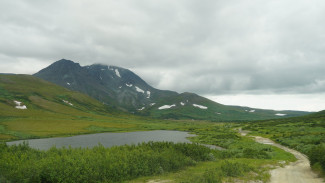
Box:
[53,59,80,67]
[34,59,178,111]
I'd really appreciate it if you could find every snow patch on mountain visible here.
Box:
[275,113,287,116]
[63,100,73,106]
[180,102,185,106]
[150,103,156,106]
[16,106,27,109]
[14,100,27,109]
[193,104,208,109]
[115,69,121,78]
[67,82,70,85]
[126,83,133,87]
[158,104,176,110]
[135,86,145,93]
[146,91,151,98]
[138,107,145,111]
[249,110,255,113]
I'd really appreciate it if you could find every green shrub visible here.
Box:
[308,144,325,170]
[0,142,214,183]
[220,161,253,177]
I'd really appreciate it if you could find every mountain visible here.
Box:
[34,59,177,111]
[34,59,311,121]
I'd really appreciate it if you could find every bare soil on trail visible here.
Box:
[239,129,324,183]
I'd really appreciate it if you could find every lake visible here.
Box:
[6,130,197,150]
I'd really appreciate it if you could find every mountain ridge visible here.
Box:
[34,59,311,121]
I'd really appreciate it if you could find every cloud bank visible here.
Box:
[1,0,325,98]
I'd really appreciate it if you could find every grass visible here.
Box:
[130,155,287,183]
[129,123,296,183]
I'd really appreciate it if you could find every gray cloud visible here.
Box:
[1,0,325,96]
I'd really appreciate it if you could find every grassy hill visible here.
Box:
[0,74,161,140]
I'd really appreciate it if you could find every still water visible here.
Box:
[7,130,196,150]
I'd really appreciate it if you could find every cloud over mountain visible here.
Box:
[0,0,325,96]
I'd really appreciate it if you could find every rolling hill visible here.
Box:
[137,92,310,121]
[0,74,146,140]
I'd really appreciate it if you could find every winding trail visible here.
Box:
[240,129,324,183]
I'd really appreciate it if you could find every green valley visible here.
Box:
[0,74,324,183]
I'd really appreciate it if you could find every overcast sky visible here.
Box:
[1,0,325,111]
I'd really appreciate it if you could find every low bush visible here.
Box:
[0,142,214,183]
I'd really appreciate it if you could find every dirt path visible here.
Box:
[239,129,324,183]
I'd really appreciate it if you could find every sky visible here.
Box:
[0,0,325,112]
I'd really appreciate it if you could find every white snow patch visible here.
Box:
[138,107,145,111]
[146,91,151,98]
[275,113,287,116]
[249,110,255,112]
[67,82,70,85]
[150,103,156,106]
[193,104,208,109]
[62,100,73,106]
[119,86,122,89]
[126,83,133,87]
[14,100,22,106]
[135,86,145,93]
[158,104,176,110]
[14,100,27,109]
[180,102,185,106]
[115,69,121,77]
[16,105,27,109]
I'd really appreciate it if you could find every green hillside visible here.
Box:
[0,74,151,140]
[138,92,310,121]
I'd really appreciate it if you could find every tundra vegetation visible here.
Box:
[244,111,325,177]
[0,123,297,183]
